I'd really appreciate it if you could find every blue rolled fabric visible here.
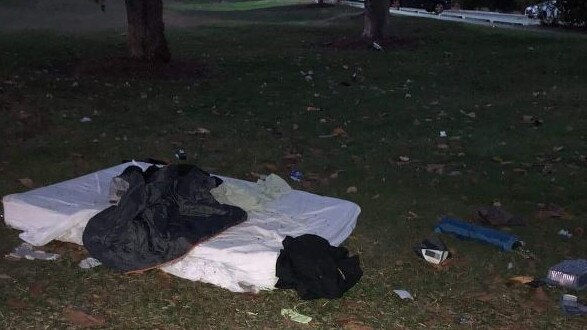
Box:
[434,217,521,251]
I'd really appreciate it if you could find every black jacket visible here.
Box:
[83,164,247,272]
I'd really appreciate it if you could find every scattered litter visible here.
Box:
[558,229,573,239]
[281,308,312,324]
[546,259,587,290]
[6,242,60,261]
[398,156,410,162]
[439,131,447,138]
[193,127,211,135]
[174,148,187,160]
[459,110,476,119]
[457,314,474,325]
[413,236,450,265]
[474,206,526,227]
[553,146,564,152]
[306,106,320,112]
[372,41,383,51]
[521,115,543,127]
[515,247,538,260]
[508,262,514,270]
[79,257,102,269]
[425,164,445,175]
[346,186,358,194]
[560,294,587,316]
[289,169,303,182]
[80,117,92,123]
[393,289,414,300]
[434,217,522,251]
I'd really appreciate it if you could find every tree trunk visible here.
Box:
[125,0,170,62]
[362,0,389,42]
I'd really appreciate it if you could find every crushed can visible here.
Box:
[289,169,303,182]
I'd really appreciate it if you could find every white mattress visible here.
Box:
[2,162,361,292]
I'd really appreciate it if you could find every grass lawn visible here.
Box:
[1,0,587,328]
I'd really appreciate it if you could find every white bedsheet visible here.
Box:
[2,162,360,292]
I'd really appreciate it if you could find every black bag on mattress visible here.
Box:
[83,164,247,272]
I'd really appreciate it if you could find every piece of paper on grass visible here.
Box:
[393,289,414,300]
[281,308,312,324]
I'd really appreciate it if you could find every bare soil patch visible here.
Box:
[71,57,209,81]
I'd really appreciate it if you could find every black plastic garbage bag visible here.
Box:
[275,234,362,300]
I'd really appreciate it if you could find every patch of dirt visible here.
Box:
[71,57,209,82]
[1,97,49,142]
[319,35,417,51]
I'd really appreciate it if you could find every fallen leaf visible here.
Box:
[473,292,496,302]
[507,276,534,285]
[263,163,278,172]
[492,157,512,165]
[18,178,34,188]
[346,186,358,193]
[7,298,28,310]
[535,203,567,219]
[64,307,106,328]
[282,153,302,165]
[332,127,347,137]
[404,211,418,220]
[425,164,445,175]
[28,282,45,297]
[340,320,374,330]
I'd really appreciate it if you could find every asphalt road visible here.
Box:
[344,1,541,27]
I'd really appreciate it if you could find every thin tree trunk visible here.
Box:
[362,0,389,42]
[125,0,170,62]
